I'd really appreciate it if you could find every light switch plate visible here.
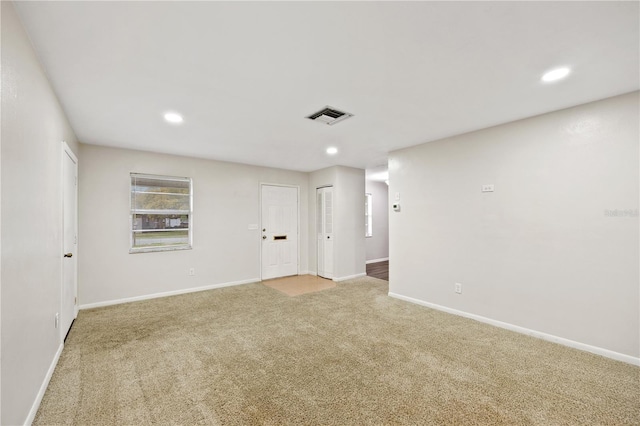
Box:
[481,184,494,192]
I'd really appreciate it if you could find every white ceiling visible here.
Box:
[15,1,639,173]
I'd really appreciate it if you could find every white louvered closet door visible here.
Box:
[316,186,334,279]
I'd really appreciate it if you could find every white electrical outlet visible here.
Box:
[481,184,494,192]
[55,313,59,328]
[455,283,462,294]
[189,268,195,276]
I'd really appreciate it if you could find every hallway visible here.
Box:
[366,260,388,281]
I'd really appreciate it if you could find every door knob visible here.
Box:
[64,253,73,258]
[262,235,267,240]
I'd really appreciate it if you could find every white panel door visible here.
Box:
[261,185,298,280]
[317,186,334,279]
[61,143,78,341]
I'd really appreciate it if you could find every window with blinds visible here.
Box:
[130,173,192,253]
[365,193,373,237]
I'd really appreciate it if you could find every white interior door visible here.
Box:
[317,186,334,279]
[61,143,78,341]
[261,185,298,280]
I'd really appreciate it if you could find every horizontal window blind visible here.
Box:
[365,193,373,237]
[130,173,192,253]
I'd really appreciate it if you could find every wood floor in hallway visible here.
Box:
[366,260,388,281]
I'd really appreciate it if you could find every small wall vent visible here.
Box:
[307,106,354,126]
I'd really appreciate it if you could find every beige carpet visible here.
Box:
[35,277,639,425]
[262,274,336,297]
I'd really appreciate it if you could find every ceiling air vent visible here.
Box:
[307,106,354,126]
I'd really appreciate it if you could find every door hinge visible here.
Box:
[75,176,77,186]
[74,297,77,305]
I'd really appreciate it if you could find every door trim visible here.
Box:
[61,141,78,343]
[259,183,300,281]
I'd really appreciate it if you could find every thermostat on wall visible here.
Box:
[392,203,401,212]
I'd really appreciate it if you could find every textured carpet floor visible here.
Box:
[35,277,639,425]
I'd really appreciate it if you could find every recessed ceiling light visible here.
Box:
[163,112,184,124]
[541,67,571,83]
[326,147,338,155]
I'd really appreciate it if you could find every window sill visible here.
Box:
[129,245,192,254]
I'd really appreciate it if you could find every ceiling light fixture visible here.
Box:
[164,112,184,124]
[326,147,338,155]
[541,67,571,83]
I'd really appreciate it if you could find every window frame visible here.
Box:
[129,173,193,254]
[365,192,373,238]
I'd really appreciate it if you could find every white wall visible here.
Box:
[308,166,366,280]
[365,180,389,262]
[1,2,80,424]
[389,92,639,361]
[334,167,366,279]
[79,144,309,306]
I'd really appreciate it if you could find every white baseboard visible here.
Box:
[25,343,63,425]
[79,278,260,310]
[388,292,640,366]
[299,270,317,276]
[333,272,367,282]
[366,257,389,264]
